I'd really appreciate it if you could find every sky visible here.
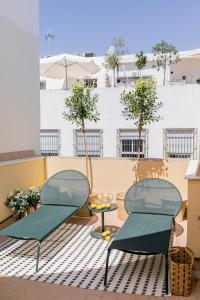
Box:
[39,0,200,58]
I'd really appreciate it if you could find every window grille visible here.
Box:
[117,129,148,158]
[74,129,103,157]
[40,80,46,90]
[40,129,61,156]
[163,128,197,158]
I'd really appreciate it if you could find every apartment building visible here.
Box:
[40,84,200,159]
[40,48,200,90]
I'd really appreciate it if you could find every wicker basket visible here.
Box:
[169,246,194,296]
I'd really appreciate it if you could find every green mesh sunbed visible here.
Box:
[0,170,90,272]
[104,178,182,295]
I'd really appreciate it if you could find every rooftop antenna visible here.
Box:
[45,30,55,57]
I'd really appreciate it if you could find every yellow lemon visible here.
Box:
[97,204,102,210]
[91,203,97,209]
[102,231,108,237]
[105,236,111,241]
[101,203,106,209]
[105,230,110,235]
[105,203,111,208]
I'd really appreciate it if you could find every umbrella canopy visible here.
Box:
[40,54,100,89]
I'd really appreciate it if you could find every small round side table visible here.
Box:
[88,203,119,239]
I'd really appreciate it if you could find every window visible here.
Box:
[40,80,46,90]
[117,129,148,158]
[40,129,61,156]
[164,128,197,158]
[74,129,103,157]
[84,79,97,88]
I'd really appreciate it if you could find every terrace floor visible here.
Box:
[0,210,200,300]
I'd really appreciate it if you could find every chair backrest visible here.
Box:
[125,178,182,217]
[40,170,90,208]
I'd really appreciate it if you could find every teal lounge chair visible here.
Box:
[104,178,182,295]
[0,170,90,272]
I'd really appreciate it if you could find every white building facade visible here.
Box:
[0,0,40,156]
[40,84,200,159]
[41,49,200,90]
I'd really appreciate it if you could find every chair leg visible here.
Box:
[36,242,41,273]
[165,254,168,295]
[104,249,111,286]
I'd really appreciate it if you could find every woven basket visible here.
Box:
[169,246,194,296]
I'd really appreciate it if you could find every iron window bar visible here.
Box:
[74,129,103,157]
[40,129,61,156]
[117,129,148,158]
[163,128,197,159]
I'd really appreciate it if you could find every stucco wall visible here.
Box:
[170,58,200,84]
[40,84,200,158]
[0,158,45,222]
[45,157,189,199]
[0,0,40,154]
[187,178,200,257]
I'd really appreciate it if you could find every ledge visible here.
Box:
[0,156,44,167]
[185,160,200,179]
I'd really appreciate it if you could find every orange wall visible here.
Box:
[45,157,189,199]
[0,158,45,222]
[0,157,189,224]
[187,178,200,257]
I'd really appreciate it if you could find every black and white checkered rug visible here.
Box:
[0,223,167,296]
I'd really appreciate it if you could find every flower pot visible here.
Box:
[17,210,28,219]
[116,192,128,221]
[75,192,98,217]
[27,207,35,215]
[175,200,187,222]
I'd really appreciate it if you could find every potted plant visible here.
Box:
[135,51,147,78]
[104,37,128,87]
[25,186,41,212]
[63,83,100,216]
[6,189,30,219]
[152,40,179,85]
[117,78,163,220]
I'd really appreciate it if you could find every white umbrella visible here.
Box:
[40,54,99,89]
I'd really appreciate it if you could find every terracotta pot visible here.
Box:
[175,200,187,222]
[116,192,128,221]
[27,207,35,215]
[75,192,98,217]
[18,210,28,219]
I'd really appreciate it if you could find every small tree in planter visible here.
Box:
[104,37,128,86]
[121,78,163,180]
[63,83,100,193]
[104,51,119,87]
[135,51,147,78]
[152,40,179,85]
